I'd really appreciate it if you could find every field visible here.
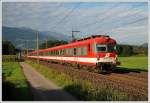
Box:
[2,55,148,101]
[2,61,32,101]
[118,56,148,71]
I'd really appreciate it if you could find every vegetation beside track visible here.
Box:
[2,61,33,101]
[118,56,148,71]
[26,60,131,101]
[2,55,18,62]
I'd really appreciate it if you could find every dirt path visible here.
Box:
[20,62,77,101]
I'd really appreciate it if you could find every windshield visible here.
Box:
[96,44,117,52]
[96,44,107,52]
[107,44,117,52]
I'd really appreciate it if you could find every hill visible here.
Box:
[140,43,148,48]
[2,26,71,49]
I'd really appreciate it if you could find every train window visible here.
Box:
[69,49,71,56]
[59,50,61,55]
[71,48,73,56]
[81,47,83,56]
[62,50,63,55]
[64,49,66,55]
[92,43,96,52]
[53,51,54,55]
[96,44,107,52]
[56,50,58,55]
[77,47,82,56]
[46,52,48,56]
[54,51,55,55]
[66,49,68,55]
[60,50,63,55]
[43,52,45,56]
[68,49,71,56]
[56,50,57,55]
[57,50,58,55]
[56,51,57,55]
[60,50,62,55]
[63,49,65,55]
[58,50,59,55]
[81,46,87,56]
[59,50,60,55]
[58,50,62,55]
[68,49,71,55]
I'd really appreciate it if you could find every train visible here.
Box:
[28,35,120,72]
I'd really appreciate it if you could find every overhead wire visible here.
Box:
[79,3,145,30]
[50,3,81,30]
[83,4,147,35]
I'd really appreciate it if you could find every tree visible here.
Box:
[117,45,134,56]
[2,41,17,55]
[39,40,68,49]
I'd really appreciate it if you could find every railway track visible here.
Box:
[29,59,148,100]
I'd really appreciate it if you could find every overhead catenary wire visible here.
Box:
[81,4,147,36]
[78,3,145,30]
[94,16,147,35]
[50,3,81,30]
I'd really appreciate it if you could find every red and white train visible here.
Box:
[28,35,120,71]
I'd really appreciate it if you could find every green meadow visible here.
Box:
[118,56,148,71]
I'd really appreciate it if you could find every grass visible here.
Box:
[26,60,130,101]
[2,55,18,62]
[118,56,148,71]
[2,62,33,101]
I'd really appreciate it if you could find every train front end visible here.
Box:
[94,37,120,71]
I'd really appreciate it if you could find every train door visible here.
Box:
[88,44,91,56]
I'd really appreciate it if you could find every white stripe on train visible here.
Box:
[28,56,115,64]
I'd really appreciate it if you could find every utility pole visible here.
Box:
[26,40,28,56]
[45,39,48,49]
[72,30,80,42]
[36,31,39,64]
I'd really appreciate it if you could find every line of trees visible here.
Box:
[39,40,68,49]
[117,44,148,56]
[2,41,20,55]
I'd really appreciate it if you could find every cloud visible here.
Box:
[2,2,148,45]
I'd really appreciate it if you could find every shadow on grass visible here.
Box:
[29,86,77,101]
[113,67,147,74]
[2,80,33,101]
[99,67,147,75]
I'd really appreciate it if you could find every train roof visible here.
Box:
[76,35,110,42]
[30,35,116,54]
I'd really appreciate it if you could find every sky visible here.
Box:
[2,2,148,45]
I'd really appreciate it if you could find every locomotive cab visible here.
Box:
[95,43,120,71]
